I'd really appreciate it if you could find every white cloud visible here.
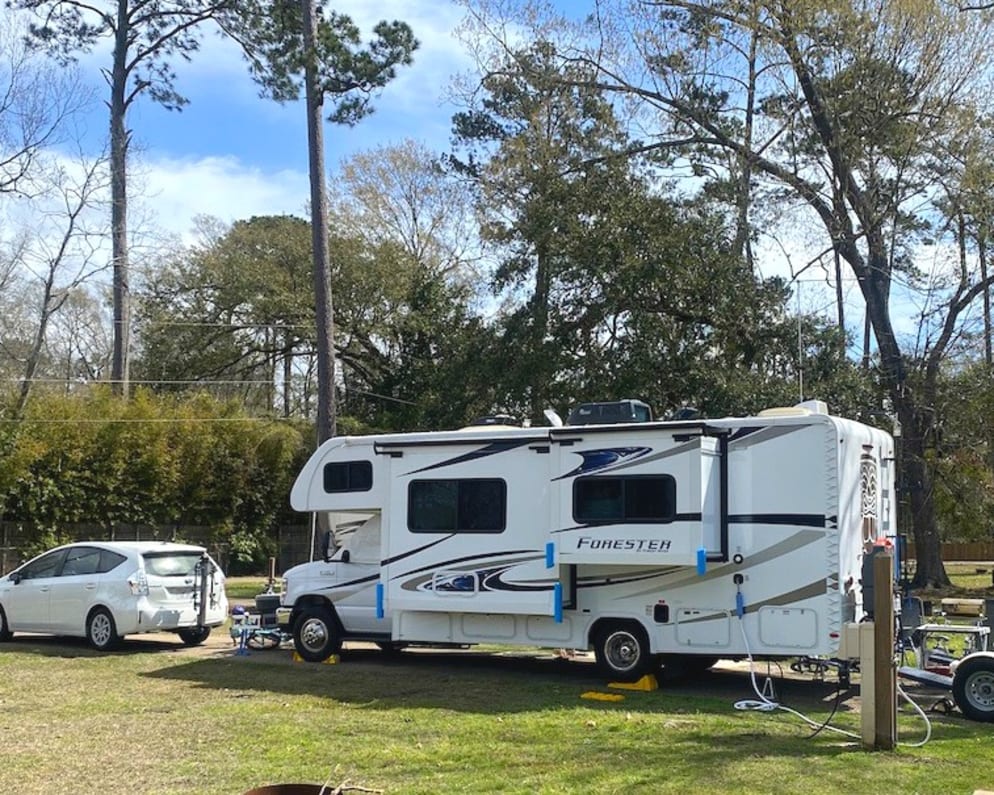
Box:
[132,155,309,242]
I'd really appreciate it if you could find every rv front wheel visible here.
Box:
[594,621,652,682]
[293,606,342,662]
[952,655,994,722]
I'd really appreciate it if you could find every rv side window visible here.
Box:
[323,461,373,493]
[573,475,676,524]
[408,479,506,534]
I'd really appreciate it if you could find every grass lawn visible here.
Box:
[2,630,993,795]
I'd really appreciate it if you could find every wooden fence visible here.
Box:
[904,541,994,562]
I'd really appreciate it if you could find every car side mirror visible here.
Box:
[9,572,22,584]
[340,549,350,564]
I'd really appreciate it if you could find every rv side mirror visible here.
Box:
[320,529,333,561]
[340,549,350,564]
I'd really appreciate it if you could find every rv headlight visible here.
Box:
[281,577,289,599]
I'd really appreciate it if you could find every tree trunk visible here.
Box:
[980,226,991,367]
[732,20,758,274]
[301,0,336,443]
[529,238,550,423]
[109,1,131,398]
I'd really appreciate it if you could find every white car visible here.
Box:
[0,541,228,650]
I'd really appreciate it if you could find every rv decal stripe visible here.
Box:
[624,529,825,594]
[727,425,803,448]
[316,573,380,592]
[676,581,828,624]
[728,513,826,527]
[381,534,456,567]
[389,550,541,581]
[576,568,681,590]
[552,515,702,534]
[403,440,533,475]
[553,446,654,481]
[601,441,702,473]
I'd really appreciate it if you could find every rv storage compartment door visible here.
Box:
[555,431,723,567]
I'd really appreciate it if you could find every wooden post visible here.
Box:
[873,549,897,750]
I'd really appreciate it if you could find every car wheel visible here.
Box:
[178,626,211,646]
[952,655,994,723]
[293,606,342,662]
[0,605,12,642]
[593,621,653,682]
[86,607,120,651]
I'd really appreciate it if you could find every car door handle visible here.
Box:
[84,583,97,590]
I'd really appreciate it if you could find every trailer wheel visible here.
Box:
[593,621,653,682]
[952,655,994,723]
[293,606,342,662]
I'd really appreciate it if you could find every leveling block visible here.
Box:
[581,692,625,702]
[580,674,659,702]
[609,675,658,692]
[292,652,340,665]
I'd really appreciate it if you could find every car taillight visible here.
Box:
[128,570,149,595]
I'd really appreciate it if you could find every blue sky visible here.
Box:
[53,0,478,239]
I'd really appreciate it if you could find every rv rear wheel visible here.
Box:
[952,655,994,722]
[593,621,653,682]
[293,606,342,663]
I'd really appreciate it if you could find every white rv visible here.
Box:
[278,400,896,680]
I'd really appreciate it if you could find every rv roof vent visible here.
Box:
[757,399,829,418]
[566,399,652,426]
[462,414,519,430]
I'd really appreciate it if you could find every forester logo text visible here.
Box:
[576,537,671,553]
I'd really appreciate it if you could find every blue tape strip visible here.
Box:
[696,547,707,576]
[375,582,384,620]
[545,541,555,568]
[553,582,563,623]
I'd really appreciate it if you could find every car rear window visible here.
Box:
[142,551,205,577]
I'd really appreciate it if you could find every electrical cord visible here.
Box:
[732,615,934,745]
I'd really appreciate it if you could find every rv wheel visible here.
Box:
[952,655,994,723]
[594,621,653,682]
[293,606,342,662]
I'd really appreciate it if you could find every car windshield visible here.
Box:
[142,551,204,577]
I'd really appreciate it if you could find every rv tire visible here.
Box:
[952,654,994,722]
[293,606,343,662]
[593,621,653,682]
